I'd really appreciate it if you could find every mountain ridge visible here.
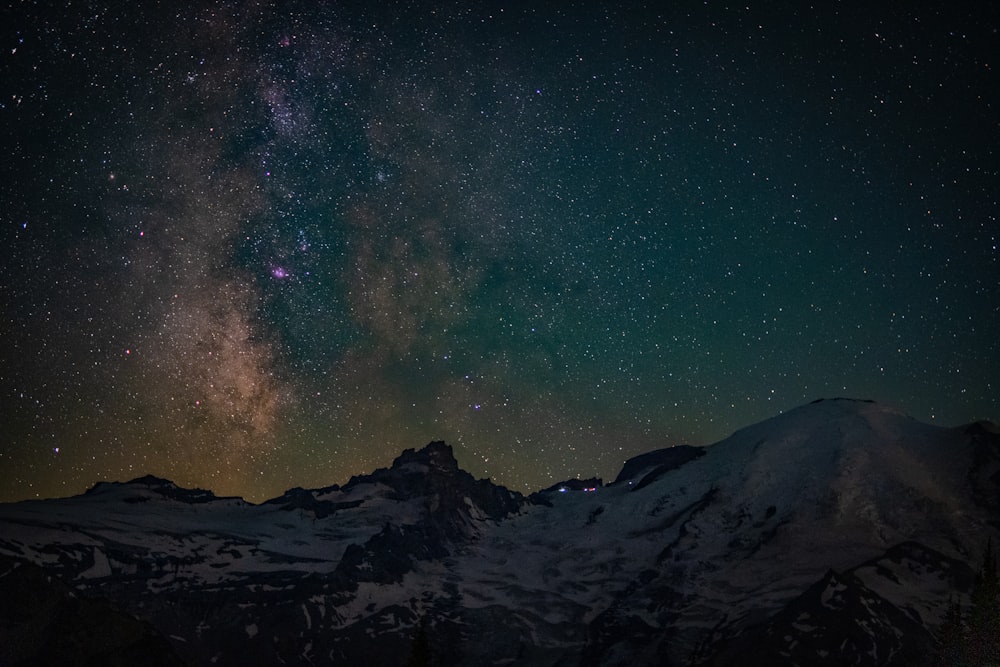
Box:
[0,398,997,666]
[33,398,996,508]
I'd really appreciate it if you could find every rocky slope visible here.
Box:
[0,398,997,665]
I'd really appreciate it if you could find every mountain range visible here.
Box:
[1,397,997,666]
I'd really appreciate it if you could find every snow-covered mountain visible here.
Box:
[1,398,997,666]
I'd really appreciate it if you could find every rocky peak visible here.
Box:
[84,475,225,505]
[332,442,524,586]
[391,440,460,473]
[342,441,522,522]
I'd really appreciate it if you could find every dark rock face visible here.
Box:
[578,605,666,667]
[966,421,1000,521]
[348,440,523,535]
[613,446,706,485]
[704,567,935,667]
[336,522,452,585]
[0,404,997,667]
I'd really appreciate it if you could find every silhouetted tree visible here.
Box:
[937,539,1000,666]
[405,617,431,667]
[968,538,1000,665]
[938,597,965,666]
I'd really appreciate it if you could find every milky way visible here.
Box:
[1,2,997,501]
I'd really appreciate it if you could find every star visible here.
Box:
[0,1,995,503]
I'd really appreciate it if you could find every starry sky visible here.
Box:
[1,1,997,502]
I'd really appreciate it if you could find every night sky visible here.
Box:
[1,2,997,503]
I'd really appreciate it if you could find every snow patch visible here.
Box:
[78,547,111,579]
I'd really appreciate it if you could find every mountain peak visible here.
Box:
[84,475,226,504]
[340,441,464,494]
[808,396,877,405]
[2,400,996,666]
[341,440,520,516]
[126,474,177,487]
[392,440,459,472]
[801,396,909,418]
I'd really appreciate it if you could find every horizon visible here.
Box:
[7,396,994,504]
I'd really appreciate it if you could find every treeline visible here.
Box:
[938,539,1000,666]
